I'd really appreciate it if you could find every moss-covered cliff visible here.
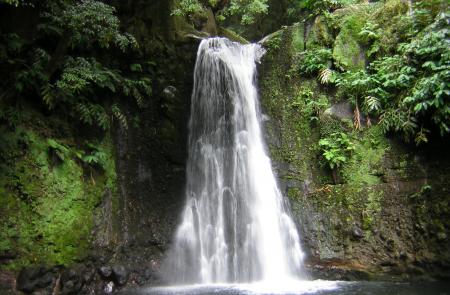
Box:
[258,0,450,281]
[0,0,200,293]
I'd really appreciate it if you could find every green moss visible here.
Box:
[306,16,334,49]
[341,126,388,186]
[0,123,116,270]
[332,14,366,71]
[260,27,324,186]
[362,189,383,229]
[218,27,249,44]
[291,23,305,52]
[371,0,410,54]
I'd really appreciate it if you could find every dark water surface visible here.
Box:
[118,281,450,295]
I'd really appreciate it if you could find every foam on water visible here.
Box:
[148,280,340,295]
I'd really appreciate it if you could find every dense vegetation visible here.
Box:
[0,0,141,268]
[172,0,269,25]
[0,0,449,288]
[0,0,151,131]
[294,0,449,145]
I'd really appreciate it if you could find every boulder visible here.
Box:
[323,102,353,121]
[98,266,112,279]
[17,266,54,294]
[61,267,84,295]
[352,226,364,240]
[112,265,128,286]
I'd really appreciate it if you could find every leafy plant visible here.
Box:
[358,21,382,57]
[296,48,332,76]
[318,68,336,84]
[172,0,269,25]
[47,138,70,161]
[319,132,355,170]
[300,0,357,17]
[370,12,449,143]
[305,95,329,122]
[1,0,150,131]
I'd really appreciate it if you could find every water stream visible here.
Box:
[163,37,305,284]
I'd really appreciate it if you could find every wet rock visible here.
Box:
[352,226,364,240]
[17,266,54,293]
[399,251,408,260]
[112,265,128,286]
[323,102,353,121]
[162,86,177,100]
[98,266,112,279]
[309,263,371,281]
[104,281,114,294]
[61,267,84,295]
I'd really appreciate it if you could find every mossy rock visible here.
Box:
[306,16,334,49]
[332,4,371,70]
[218,27,249,44]
[291,22,305,52]
[332,28,366,71]
[0,124,117,270]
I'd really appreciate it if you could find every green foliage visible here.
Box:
[0,106,22,127]
[264,35,282,50]
[341,126,388,186]
[292,91,329,122]
[319,132,355,169]
[1,0,150,131]
[332,10,368,70]
[314,0,447,144]
[413,0,449,31]
[358,21,382,57]
[295,48,332,75]
[0,128,116,268]
[43,0,137,50]
[362,190,383,229]
[227,0,269,25]
[172,0,268,25]
[338,70,370,91]
[300,0,358,16]
[47,138,70,161]
[172,0,204,17]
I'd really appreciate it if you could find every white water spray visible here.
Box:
[164,38,305,284]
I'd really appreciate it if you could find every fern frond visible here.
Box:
[76,103,93,125]
[96,109,110,130]
[363,96,381,112]
[318,68,333,84]
[111,104,128,130]
[41,84,55,109]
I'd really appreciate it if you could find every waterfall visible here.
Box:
[164,38,305,285]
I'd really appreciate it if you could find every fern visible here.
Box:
[75,103,110,130]
[363,96,381,113]
[111,104,128,130]
[318,68,333,84]
[47,138,70,161]
[41,84,55,109]
[319,132,355,170]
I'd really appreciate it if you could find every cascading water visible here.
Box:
[164,37,305,285]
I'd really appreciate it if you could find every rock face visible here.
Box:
[90,0,199,288]
[258,18,450,281]
[17,266,55,294]
[0,0,198,294]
